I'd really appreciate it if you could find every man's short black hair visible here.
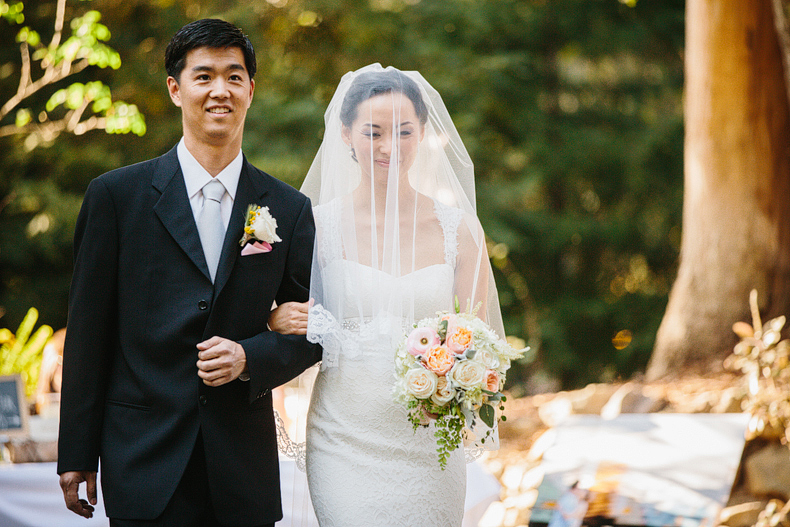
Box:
[165,18,257,82]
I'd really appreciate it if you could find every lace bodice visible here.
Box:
[307,199,464,369]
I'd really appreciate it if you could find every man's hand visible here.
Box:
[59,471,97,518]
[268,300,310,335]
[197,337,247,386]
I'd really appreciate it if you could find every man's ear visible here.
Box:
[166,76,182,107]
[247,78,255,108]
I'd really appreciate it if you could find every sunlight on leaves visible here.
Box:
[14,108,31,128]
[0,0,24,24]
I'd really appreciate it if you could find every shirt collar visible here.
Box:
[177,137,243,200]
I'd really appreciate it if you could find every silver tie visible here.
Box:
[197,179,226,282]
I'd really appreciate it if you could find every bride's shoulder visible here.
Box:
[429,198,485,247]
[428,197,472,227]
[311,198,344,223]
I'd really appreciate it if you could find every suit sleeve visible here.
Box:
[57,178,118,474]
[238,197,322,402]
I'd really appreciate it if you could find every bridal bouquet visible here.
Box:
[393,300,525,469]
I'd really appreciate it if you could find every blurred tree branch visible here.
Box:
[771,0,790,109]
[0,0,145,150]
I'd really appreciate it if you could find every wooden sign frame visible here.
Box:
[0,374,29,438]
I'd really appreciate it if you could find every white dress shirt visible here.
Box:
[177,137,243,230]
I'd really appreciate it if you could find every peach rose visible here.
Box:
[406,327,441,357]
[446,325,473,354]
[431,375,456,405]
[405,368,438,399]
[448,360,486,390]
[423,345,456,375]
[485,369,501,393]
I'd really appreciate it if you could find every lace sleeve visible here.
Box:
[307,303,342,369]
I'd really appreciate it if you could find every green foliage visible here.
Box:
[0,1,24,25]
[406,399,465,470]
[1,0,146,147]
[478,403,495,428]
[0,307,53,397]
[58,11,120,68]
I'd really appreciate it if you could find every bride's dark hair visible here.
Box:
[339,69,429,127]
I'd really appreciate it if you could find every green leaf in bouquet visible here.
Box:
[479,403,496,429]
[438,319,448,341]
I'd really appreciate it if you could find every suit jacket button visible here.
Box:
[198,300,208,310]
[199,395,207,406]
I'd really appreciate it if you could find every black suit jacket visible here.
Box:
[57,145,321,524]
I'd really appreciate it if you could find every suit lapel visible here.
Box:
[213,157,270,296]
[152,147,212,281]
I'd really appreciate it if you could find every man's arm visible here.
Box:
[57,178,118,505]
[238,197,322,400]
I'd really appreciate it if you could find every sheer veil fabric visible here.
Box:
[302,63,504,362]
[281,64,506,526]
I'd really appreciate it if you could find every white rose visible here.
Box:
[448,360,486,390]
[405,367,438,399]
[251,207,282,244]
[431,375,456,406]
[474,348,500,370]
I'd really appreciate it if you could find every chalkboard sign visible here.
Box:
[0,375,29,437]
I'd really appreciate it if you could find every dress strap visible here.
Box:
[433,200,463,268]
[313,201,342,264]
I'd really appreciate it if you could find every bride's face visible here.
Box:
[343,92,424,181]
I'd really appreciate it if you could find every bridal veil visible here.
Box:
[301,63,504,356]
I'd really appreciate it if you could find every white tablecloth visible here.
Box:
[0,459,499,527]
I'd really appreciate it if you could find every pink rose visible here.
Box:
[406,327,441,357]
[423,345,456,376]
[485,369,500,393]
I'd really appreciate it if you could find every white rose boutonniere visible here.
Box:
[240,205,282,255]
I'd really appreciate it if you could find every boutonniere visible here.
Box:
[239,205,282,255]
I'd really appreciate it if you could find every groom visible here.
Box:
[57,19,321,527]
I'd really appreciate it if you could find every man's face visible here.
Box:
[167,46,254,148]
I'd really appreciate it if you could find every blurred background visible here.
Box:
[1,0,688,394]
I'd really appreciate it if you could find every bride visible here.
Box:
[269,64,506,526]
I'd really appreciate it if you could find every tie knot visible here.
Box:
[203,179,225,203]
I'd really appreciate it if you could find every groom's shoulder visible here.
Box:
[93,148,175,191]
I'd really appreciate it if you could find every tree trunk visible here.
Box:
[647,0,790,380]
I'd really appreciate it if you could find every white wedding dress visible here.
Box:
[305,201,467,527]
